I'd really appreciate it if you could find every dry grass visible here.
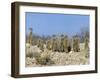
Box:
[26,43,89,67]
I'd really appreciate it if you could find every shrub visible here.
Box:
[26,51,54,65]
[36,56,54,65]
[26,52,34,58]
[26,52,40,58]
[36,52,54,65]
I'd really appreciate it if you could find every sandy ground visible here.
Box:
[25,43,89,67]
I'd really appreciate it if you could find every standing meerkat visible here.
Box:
[72,36,80,52]
[52,38,57,52]
[63,36,69,53]
[46,39,52,50]
[27,28,33,45]
[84,37,89,51]
[37,39,44,51]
